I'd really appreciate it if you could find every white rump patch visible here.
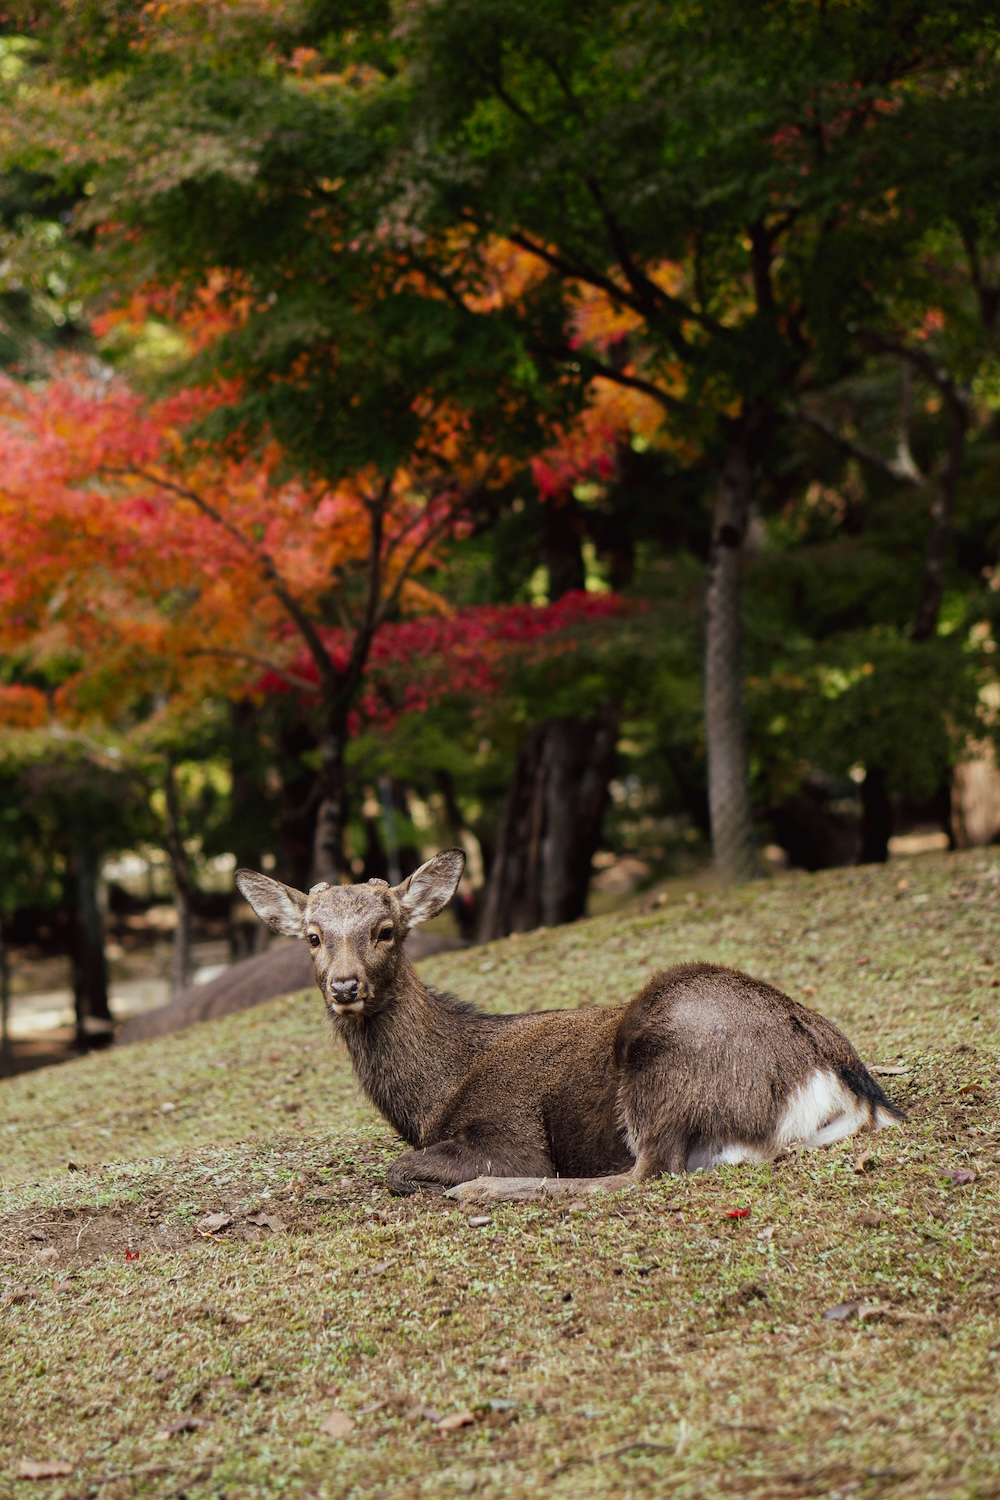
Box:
[775,1068,870,1151]
[685,1141,770,1171]
[683,1068,899,1171]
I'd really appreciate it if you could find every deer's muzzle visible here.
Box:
[327,975,368,1016]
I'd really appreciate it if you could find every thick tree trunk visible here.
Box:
[704,432,759,884]
[542,493,586,598]
[478,704,618,940]
[0,919,10,1072]
[171,883,194,997]
[860,766,893,864]
[312,727,349,885]
[70,842,112,1044]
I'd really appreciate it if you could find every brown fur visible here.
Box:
[235,852,904,1197]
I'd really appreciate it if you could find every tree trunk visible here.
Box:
[163,759,196,997]
[0,918,10,1073]
[312,727,349,885]
[704,430,759,884]
[542,492,586,599]
[171,883,194,997]
[70,842,112,1044]
[900,382,968,854]
[912,390,967,644]
[229,700,268,957]
[478,704,619,940]
[860,766,893,864]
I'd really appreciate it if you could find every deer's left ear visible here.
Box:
[235,869,308,938]
[394,849,465,927]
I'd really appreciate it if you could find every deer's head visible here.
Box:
[235,849,465,1019]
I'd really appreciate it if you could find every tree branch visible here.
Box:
[185,648,321,695]
[852,328,969,407]
[794,408,923,486]
[104,466,341,700]
[580,357,694,419]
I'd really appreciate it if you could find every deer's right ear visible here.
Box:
[235,869,308,938]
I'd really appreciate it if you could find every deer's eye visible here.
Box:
[308,933,321,948]
[376,925,393,943]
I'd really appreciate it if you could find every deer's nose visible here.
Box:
[329,977,360,1002]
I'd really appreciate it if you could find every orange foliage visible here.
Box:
[0,361,474,727]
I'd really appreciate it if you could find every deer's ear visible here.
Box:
[394,848,465,927]
[235,869,308,938]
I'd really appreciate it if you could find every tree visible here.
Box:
[0,361,504,880]
[383,0,997,880]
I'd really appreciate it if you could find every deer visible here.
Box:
[235,849,904,1202]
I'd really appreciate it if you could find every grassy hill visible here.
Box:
[1,850,998,1499]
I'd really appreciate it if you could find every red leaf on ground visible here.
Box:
[725,1208,751,1219]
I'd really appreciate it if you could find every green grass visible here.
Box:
[1,850,998,1498]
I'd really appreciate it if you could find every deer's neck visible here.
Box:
[335,961,513,1147]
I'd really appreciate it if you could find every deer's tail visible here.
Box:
[839,1064,908,1128]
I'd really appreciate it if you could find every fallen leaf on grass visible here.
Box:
[35,1247,58,1262]
[319,1408,356,1440]
[944,1168,977,1185]
[18,1459,73,1479]
[4,1288,38,1306]
[413,1404,443,1424]
[853,1151,875,1174]
[868,1064,910,1076]
[958,1083,984,1095]
[468,1216,491,1228]
[724,1208,750,1219]
[823,1300,890,1323]
[27,1230,46,1242]
[154,1417,209,1441]
[246,1213,285,1233]
[52,1282,73,1295]
[196,1213,232,1235]
[367,1260,392,1276]
[823,1301,859,1321]
[437,1410,476,1434]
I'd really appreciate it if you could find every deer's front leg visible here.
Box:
[387,1138,551,1197]
[447,1171,637,1204]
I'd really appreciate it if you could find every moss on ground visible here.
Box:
[1,850,998,1498]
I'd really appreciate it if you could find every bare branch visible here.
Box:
[852,328,969,408]
[794,408,923,486]
[185,648,321,695]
